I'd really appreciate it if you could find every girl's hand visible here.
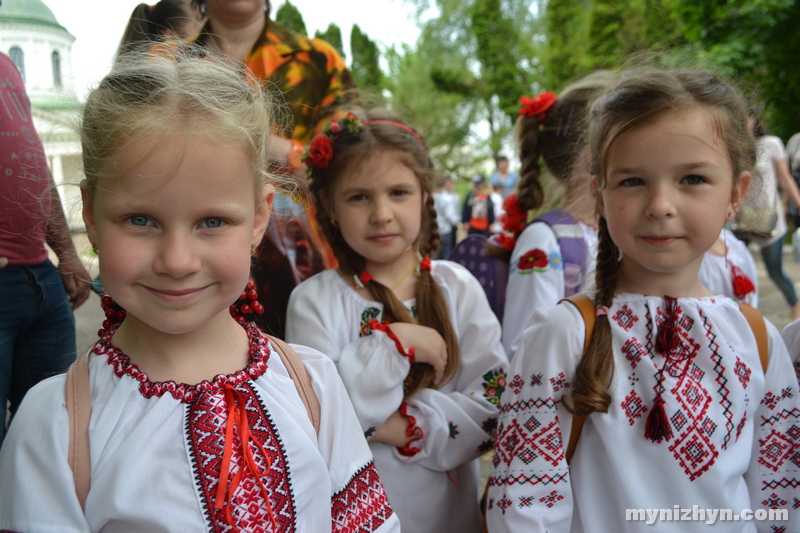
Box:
[368,410,412,447]
[389,322,447,384]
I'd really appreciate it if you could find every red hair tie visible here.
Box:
[518,91,556,122]
[354,271,373,289]
[363,120,427,149]
[417,257,432,274]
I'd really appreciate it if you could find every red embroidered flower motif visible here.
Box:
[499,193,527,234]
[307,136,333,169]
[730,265,755,299]
[518,91,556,121]
[518,248,548,272]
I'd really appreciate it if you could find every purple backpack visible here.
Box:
[532,209,589,297]
[448,209,589,322]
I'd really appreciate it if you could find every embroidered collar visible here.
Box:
[94,322,271,403]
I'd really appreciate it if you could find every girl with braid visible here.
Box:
[498,72,611,359]
[286,109,508,533]
[488,69,799,532]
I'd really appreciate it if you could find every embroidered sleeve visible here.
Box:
[487,303,584,533]
[295,345,400,532]
[502,222,566,359]
[745,326,800,533]
[392,265,509,471]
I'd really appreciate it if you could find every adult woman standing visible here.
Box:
[741,111,800,320]
[190,0,357,337]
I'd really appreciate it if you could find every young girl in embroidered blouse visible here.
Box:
[0,50,399,533]
[488,68,800,533]
[498,71,611,359]
[285,110,509,533]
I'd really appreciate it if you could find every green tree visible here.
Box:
[314,23,345,58]
[585,0,644,71]
[350,24,383,92]
[275,1,307,35]
[542,0,591,91]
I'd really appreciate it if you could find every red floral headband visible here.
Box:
[302,114,426,184]
[518,91,556,122]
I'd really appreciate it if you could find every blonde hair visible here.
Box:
[82,45,287,201]
[566,68,756,417]
[310,109,460,397]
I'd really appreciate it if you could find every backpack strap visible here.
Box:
[65,351,92,512]
[737,303,769,373]
[266,335,321,435]
[559,295,770,465]
[561,293,594,464]
[533,209,589,296]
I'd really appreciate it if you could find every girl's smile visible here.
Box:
[83,133,272,340]
[597,109,750,296]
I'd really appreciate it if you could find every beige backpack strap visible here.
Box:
[561,293,597,464]
[65,351,92,511]
[267,335,321,435]
[738,303,769,373]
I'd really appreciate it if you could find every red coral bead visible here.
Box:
[239,304,251,315]
[247,290,258,300]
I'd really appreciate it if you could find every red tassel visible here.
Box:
[731,265,755,299]
[644,397,673,443]
[655,296,680,355]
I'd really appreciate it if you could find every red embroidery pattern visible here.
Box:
[622,338,647,369]
[612,305,639,331]
[701,312,735,449]
[667,424,720,481]
[539,490,565,508]
[758,429,794,472]
[186,382,295,532]
[509,374,525,395]
[621,391,648,426]
[548,372,570,393]
[734,356,752,389]
[495,418,564,468]
[96,322,269,402]
[331,462,394,533]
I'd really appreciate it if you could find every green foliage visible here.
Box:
[350,24,383,92]
[314,24,345,58]
[586,0,644,70]
[542,0,591,90]
[275,1,307,36]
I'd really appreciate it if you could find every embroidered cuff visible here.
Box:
[397,402,424,457]
[367,319,416,364]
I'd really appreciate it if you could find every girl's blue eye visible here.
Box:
[129,215,151,226]
[683,175,705,185]
[201,218,224,228]
[620,177,644,187]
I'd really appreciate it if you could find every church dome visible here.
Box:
[0,0,64,30]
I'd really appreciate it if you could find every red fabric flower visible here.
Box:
[518,248,548,271]
[307,136,333,169]
[494,232,517,252]
[731,265,755,299]
[500,193,527,233]
[519,91,556,121]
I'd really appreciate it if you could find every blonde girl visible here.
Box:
[0,49,399,532]
[488,69,799,532]
[286,110,508,532]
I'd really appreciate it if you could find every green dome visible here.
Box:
[0,0,64,30]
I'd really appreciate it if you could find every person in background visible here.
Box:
[489,183,505,233]
[462,174,495,237]
[742,111,800,320]
[785,131,800,228]
[433,173,460,259]
[117,0,205,57]
[0,50,90,445]
[489,155,519,199]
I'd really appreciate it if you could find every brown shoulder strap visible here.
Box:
[738,303,769,373]
[267,335,321,435]
[561,293,596,464]
[65,351,92,511]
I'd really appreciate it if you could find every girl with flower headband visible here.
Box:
[498,71,612,359]
[488,68,799,532]
[0,49,400,532]
[286,109,508,532]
